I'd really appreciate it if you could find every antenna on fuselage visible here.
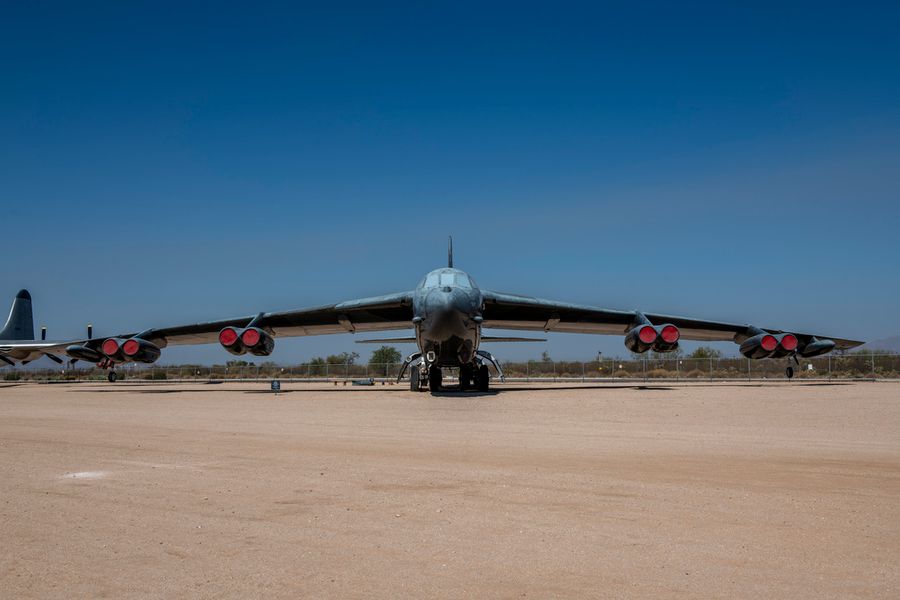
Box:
[448,236,453,268]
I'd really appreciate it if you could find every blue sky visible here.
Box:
[2,2,899,364]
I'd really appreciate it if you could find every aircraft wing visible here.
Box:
[480,290,864,350]
[134,291,416,347]
[0,291,415,364]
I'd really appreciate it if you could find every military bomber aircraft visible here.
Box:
[1,239,863,391]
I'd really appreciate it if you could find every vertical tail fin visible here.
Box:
[0,290,35,340]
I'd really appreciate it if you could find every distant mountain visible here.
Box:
[862,335,900,353]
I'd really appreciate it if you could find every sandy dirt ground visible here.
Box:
[1,381,898,599]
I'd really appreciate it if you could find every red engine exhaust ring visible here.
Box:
[780,334,798,352]
[638,325,657,344]
[122,339,140,356]
[101,338,120,356]
[659,325,680,344]
[218,327,240,347]
[241,328,262,347]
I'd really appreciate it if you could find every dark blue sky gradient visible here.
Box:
[2,2,899,363]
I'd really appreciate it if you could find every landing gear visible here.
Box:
[410,368,423,392]
[458,364,473,391]
[429,366,443,392]
[785,354,799,379]
[475,364,490,392]
[107,371,118,383]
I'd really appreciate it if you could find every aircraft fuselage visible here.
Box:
[412,268,483,367]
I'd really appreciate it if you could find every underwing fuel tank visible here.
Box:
[66,344,104,363]
[798,337,836,358]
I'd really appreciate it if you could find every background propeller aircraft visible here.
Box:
[1,239,863,391]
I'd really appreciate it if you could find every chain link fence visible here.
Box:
[2,354,897,383]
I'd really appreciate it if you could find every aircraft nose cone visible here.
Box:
[425,287,476,316]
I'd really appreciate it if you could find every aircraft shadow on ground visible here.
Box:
[65,380,857,395]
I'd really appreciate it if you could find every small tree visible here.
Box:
[326,351,359,365]
[308,356,326,376]
[689,346,723,359]
[369,346,401,366]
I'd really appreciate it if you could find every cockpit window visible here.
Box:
[423,272,472,288]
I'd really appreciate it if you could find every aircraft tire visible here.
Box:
[459,365,471,391]
[108,371,118,383]
[410,368,421,391]
[785,366,794,379]
[429,367,442,392]
[476,364,490,392]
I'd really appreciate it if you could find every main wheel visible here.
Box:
[476,364,490,392]
[410,368,421,391]
[429,367,442,392]
[459,365,472,391]
[785,366,794,379]
[107,371,118,383]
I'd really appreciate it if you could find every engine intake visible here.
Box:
[219,326,275,357]
[626,322,680,354]
[652,324,680,353]
[241,327,275,356]
[219,327,246,356]
[739,333,779,359]
[625,324,658,354]
[101,338,128,361]
[769,333,799,358]
[121,337,161,364]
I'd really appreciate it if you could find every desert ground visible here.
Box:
[1,380,898,599]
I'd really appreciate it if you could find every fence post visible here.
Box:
[747,358,751,382]
[828,355,831,380]
[871,354,876,380]
[581,361,585,383]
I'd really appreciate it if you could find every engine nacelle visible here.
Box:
[100,337,129,362]
[768,334,799,358]
[241,327,275,357]
[66,344,104,363]
[219,326,275,357]
[652,324,680,353]
[798,337,836,358]
[219,327,247,356]
[625,324,659,354]
[739,333,779,359]
[122,337,161,364]
[626,323,680,354]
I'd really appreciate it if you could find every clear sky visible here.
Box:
[2,2,899,364]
